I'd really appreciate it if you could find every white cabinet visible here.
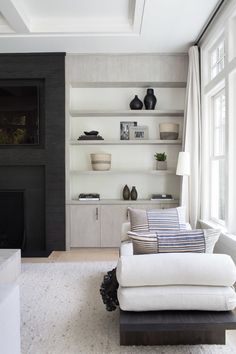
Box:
[69,201,179,248]
[101,205,129,247]
[70,205,100,247]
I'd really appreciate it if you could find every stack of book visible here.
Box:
[151,194,173,201]
[79,193,100,201]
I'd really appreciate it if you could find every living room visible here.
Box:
[1,0,236,353]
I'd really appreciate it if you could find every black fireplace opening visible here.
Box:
[0,166,49,257]
[0,190,25,249]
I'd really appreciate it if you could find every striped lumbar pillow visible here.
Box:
[128,207,187,233]
[128,229,220,255]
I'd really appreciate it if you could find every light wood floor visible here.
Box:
[22,248,119,263]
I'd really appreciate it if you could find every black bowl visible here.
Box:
[84,130,99,136]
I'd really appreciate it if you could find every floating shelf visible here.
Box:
[67,199,179,205]
[70,169,176,175]
[70,139,182,146]
[70,82,187,88]
[70,109,184,117]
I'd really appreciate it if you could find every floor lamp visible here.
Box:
[176,152,190,207]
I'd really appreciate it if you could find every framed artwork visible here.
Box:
[120,121,137,140]
[129,125,149,140]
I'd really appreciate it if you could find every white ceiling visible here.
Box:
[0,0,220,53]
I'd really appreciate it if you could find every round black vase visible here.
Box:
[123,185,130,200]
[130,186,138,200]
[129,95,143,110]
[144,88,157,110]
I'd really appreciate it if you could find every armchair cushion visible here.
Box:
[118,285,236,312]
[117,253,236,287]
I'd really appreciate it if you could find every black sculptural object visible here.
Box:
[129,95,143,110]
[144,88,157,110]
[100,268,119,311]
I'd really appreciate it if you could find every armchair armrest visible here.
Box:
[121,222,130,242]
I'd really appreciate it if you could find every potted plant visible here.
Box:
[154,152,167,170]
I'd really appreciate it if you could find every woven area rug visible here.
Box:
[20,262,236,354]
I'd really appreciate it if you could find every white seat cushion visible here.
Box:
[117,253,236,287]
[118,285,236,311]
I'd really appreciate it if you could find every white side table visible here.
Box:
[0,249,21,284]
[0,249,21,354]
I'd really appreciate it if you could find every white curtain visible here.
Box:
[181,46,201,228]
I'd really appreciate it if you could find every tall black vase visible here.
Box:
[130,186,138,200]
[144,88,157,110]
[129,95,143,110]
[123,185,130,200]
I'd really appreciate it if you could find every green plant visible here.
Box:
[154,152,167,161]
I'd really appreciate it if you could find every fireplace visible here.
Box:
[0,190,25,249]
[0,166,46,256]
[0,53,65,255]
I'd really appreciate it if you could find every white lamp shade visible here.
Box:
[176,152,190,176]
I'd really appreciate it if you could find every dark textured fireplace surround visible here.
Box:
[0,53,65,256]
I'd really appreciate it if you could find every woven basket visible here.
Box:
[90,153,111,171]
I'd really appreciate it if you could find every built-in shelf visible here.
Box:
[70,109,184,117]
[70,169,176,175]
[70,139,182,145]
[67,198,179,205]
[70,82,187,88]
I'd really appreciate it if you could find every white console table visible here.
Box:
[0,249,21,354]
[0,249,21,284]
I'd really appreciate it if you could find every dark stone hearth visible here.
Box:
[0,53,65,256]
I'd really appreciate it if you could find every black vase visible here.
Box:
[130,186,138,200]
[129,95,143,110]
[123,185,130,200]
[144,88,157,110]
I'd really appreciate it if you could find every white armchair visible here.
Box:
[118,222,236,312]
[118,221,236,346]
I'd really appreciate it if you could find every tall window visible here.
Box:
[210,89,226,224]
[210,40,225,79]
[201,6,236,234]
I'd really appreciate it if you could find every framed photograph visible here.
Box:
[120,121,137,140]
[129,126,149,140]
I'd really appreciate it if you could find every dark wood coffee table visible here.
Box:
[120,309,236,345]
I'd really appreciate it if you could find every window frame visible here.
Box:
[209,88,226,226]
[208,35,225,81]
[200,4,236,235]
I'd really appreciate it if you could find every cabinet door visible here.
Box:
[70,205,100,247]
[101,205,129,247]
